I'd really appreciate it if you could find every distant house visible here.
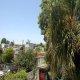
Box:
[13,45,22,53]
[25,41,35,51]
[2,43,10,50]
[13,48,19,54]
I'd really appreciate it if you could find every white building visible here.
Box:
[2,43,9,49]
[25,41,35,51]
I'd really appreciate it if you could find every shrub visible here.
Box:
[2,48,14,63]
[14,70,27,80]
[15,49,36,71]
[4,70,27,80]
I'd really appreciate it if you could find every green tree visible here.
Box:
[15,49,36,71]
[0,45,3,63]
[1,38,10,44]
[0,44,2,48]
[39,0,80,79]
[1,38,7,44]
[10,42,14,47]
[2,48,14,63]
[6,40,10,44]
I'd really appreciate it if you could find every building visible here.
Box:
[25,41,35,51]
[1,43,10,50]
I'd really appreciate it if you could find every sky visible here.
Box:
[0,0,44,44]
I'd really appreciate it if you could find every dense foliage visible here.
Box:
[1,38,10,44]
[15,49,36,71]
[4,70,27,80]
[39,0,80,80]
[2,48,14,63]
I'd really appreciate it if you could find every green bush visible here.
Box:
[4,73,14,80]
[2,48,14,63]
[14,70,27,80]
[4,70,27,80]
[15,49,36,70]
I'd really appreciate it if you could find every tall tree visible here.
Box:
[39,0,80,80]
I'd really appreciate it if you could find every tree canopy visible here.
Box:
[1,38,10,44]
[15,49,36,72]
[39,0,80,80]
